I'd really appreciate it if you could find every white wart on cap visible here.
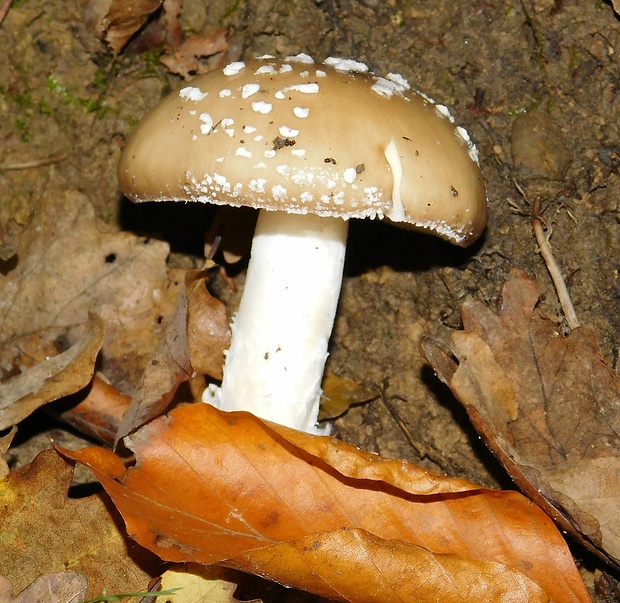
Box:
[119,54,486,245]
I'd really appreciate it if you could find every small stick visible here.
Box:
[514,179,580,330]
[379,380,451,468]
[0,153,67,171]
[0,0,12,27]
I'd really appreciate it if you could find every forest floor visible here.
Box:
[1,1,619,601]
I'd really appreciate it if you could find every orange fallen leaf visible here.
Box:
[63,404,591,603]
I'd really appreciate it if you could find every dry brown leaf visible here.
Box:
[187,270,230,381]
[84,0,164,53]
[157,565,261,603]
[318,372,377,420]
[115,269,199,441]
[115,268,229,441]
[0,572,87,603]
[0,427,17,478]
[0,449,159,599]
[423,268,620,567]
[0,190,179,394]
[160,29,230,79]
[0,314,103,431]
[64,404,591,603]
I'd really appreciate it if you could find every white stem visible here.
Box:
[209,209,348,432]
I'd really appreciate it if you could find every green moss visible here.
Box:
[140,48,165,78]
[46,74,117,119]
[568,45,579,75]
[124,113,140,132]
[38,99,53,115]
[15,117,31,142]
[221,0,241,22]
[15,90,32,108]
[93,68,110,90]
[126,114,140,127]
[544,98,555,114]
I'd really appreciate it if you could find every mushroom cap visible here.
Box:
[118,55,487,245]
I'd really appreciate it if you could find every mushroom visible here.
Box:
[118,54,487,433]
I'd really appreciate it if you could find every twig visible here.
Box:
[378,379,450,468]
[0,153,67,171]
[513,179,580,330]
[0,0,12,27]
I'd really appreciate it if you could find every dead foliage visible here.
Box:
[0,572,87,603]
[63,403,591,603]
[0,314,103,431]
[0,450,159,599]
[84,0,240,76]
[423,269,620,569]
[0,190,179,393]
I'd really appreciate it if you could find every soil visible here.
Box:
[1,0,619,599]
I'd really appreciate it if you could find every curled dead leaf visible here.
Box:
[0,427,17,478]
[55,375,131,446]
[85,0,164,53]
[187,270,230,381]
[0,313,103,431]
[63,404,591,603]
[115,267,230,443]
[423,268,620,569]
[115,270,200,442]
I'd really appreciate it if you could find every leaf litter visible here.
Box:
[63,403,591,603]
[0,10,610,600]
[0,571,87,603]
[0,314,103,431]
[0,197,598,601]
[0,450,159,599]
[156,565,261,603]
[0,189,180,394]
[423,268,620,569]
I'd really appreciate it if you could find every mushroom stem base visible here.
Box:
[210,209,348,432]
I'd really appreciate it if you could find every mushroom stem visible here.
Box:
[207,209,348,433]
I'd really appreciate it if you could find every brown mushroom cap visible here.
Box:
[118,55,487,245]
